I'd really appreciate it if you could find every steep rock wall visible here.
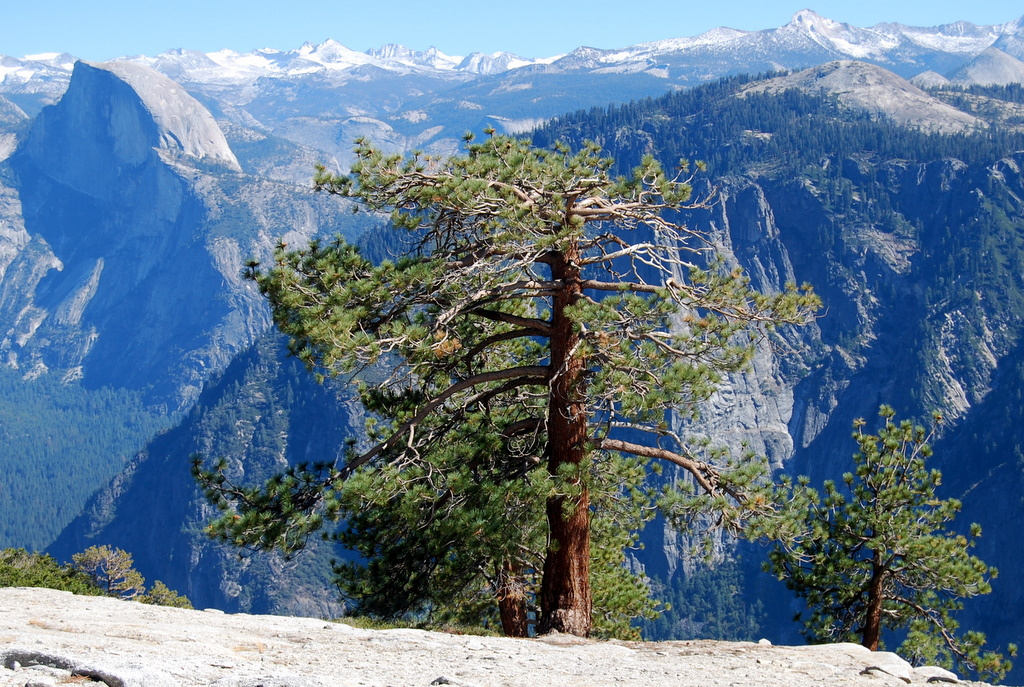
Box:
[4,61,350,409]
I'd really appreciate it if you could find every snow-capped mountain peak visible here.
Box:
[2,10,1022,113]
[367,44,463,70]
[295,39,374,71]
[206,48,280,73]
[785,9,899,59]
[606,26,750,61]
[456,51,543,75]
[789,8,840,32]
[1,51,78,81]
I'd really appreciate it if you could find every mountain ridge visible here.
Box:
[742,61,984,133]
[2,11,1020,172]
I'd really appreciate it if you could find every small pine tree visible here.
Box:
[71,545,146,600]
[3,546,192,609]
[140,580,194,609]
[766,406,1015,681]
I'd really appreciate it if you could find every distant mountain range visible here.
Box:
[2,10,1023,171]
[4,10,1024,84]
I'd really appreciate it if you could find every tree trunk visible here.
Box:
[496,561,529,637]
[537,247,592,637]
[862,552,885,651]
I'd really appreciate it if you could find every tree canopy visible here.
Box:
[195,131,818,637]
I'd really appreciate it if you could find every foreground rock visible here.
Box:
[0,588,988,687]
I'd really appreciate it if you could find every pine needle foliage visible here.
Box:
[194,132,818,637]
[765,407,1015,681]
[71,545,146,599]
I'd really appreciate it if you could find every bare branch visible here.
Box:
[597,437,726,498]
[346,366,550,474]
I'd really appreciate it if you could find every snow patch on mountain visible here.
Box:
[787,10,899,59]
[0,53,79,105]
[488,115,549,134]
[3,12,1023,98]
[297,39,376,71]
[202,48,285,79]
[604,27,751,62]
[457,51,552,75]
[19,53,77,70]
[891,19,1012,55]
[369,44,462,71]
[119,39,559,85]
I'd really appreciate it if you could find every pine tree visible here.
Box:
[141,580,194,609]
[765,407,1015,681]
[194,132,818,637]
[71,545,146,600]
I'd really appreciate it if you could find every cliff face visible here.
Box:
[10,61,229,401]
[5,60,349,410]
[634,159,1024,653]
[0,60,365,550]
[765,151,1024,472]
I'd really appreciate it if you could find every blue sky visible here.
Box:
[2,0,1022,61]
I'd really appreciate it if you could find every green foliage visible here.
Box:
[587,453,663,639]
[336,613,502,636]
[324,431,660,638]
[935,82,1024,106]
[640,559,766,642]
[0,546,192,609]
[929,83,1024,127]
[140,580,194,609]
[533,75,1024,179]
[534,76,1024,410]
[72,545,146,599]
[0,548,105,596]
[764,407,1015,682]
[328,420,547,629]
[195,132,817,636]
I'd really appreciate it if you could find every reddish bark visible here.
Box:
[537,246,593,637]
[862,551,885,651]
[496,561,529,637]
